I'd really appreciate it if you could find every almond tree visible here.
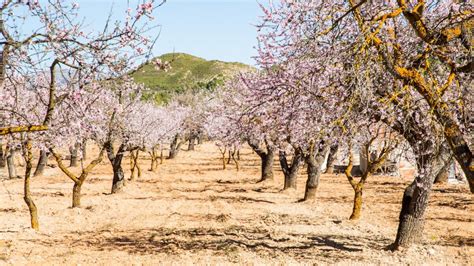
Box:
[256,0,467,248]
[0,0,163,229]
[343,124,400,220]
[44,83,111,208]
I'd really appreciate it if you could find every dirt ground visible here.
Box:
[0,143,472,265]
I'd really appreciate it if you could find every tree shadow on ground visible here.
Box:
[130,193,275,204]
[29,226,392,261]
[166,187,249,194]
[438,235,474,247]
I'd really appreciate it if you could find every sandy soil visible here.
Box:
[0,143,472,265]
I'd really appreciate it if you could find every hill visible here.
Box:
[131,53,254,103]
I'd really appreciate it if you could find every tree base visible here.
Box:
[394,214,425,249]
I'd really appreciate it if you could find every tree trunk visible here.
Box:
[248,140,274,182]
[106,142,127,194]
[325,144,338,174]
[188,137,195,151]
[221,148,227,170]
[393,148,449,249]
[434,160,451,184]
[0,140,5,168]
[160,148,164,164]
[69,146,78,167]
[112,163,125,193]
[72,181,83,208]
[33,150,48,177]
[149,157,155,172]
[135,151,141,178]
[169,135,178,159]
[7,147,18,179]
[303,144,329,201]
[23,140,39,230]
[227,150,232,164]
[350,185,363,220]
[232,150,240,171]
[259,149,274,182]
[280,150,303,190]
[434,168,449,184]
[149,149,158,172]
[130,150,141,181]
[82,139,87,161]
[168,134,182,159]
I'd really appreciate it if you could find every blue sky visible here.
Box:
[77,0,264,65]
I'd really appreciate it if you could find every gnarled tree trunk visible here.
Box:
[303,142,330,201]
[248,139,275,182]
[149,147,159,172]
[280,149,303,190]
[130,149,141,181]
[168,134,183,159]
[393,143,451,249]
[106,142,127,194]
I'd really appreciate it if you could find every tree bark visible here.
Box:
[149,157,157,172]
[0,139,5,168]
[434,159,451,184]
[82,139,87,161]
[220,147,227,170]
[303,143,330,201]
[259,149,274,182]
[280,149,303,190]
[350,186,363,220]
[72,181,83,208]
[393,144,451,249]
[7,147,18,179]
[23,140,39,230]
[248,139,275,182]
[160,148,164,164]
[227,149,232,164]
[149,148,158,172]
[188,137,195,151]
[325,144,338,174]
[112,161,125,193]
[106,142,127,194]
[168,134,183,159]
[130,150,141,181]
[69,146,78,167]
[231,149,239,171]
[33,150,48,177]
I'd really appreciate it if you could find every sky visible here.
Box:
[77,0,264,65]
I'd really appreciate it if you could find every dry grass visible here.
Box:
[0,143,472,265]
